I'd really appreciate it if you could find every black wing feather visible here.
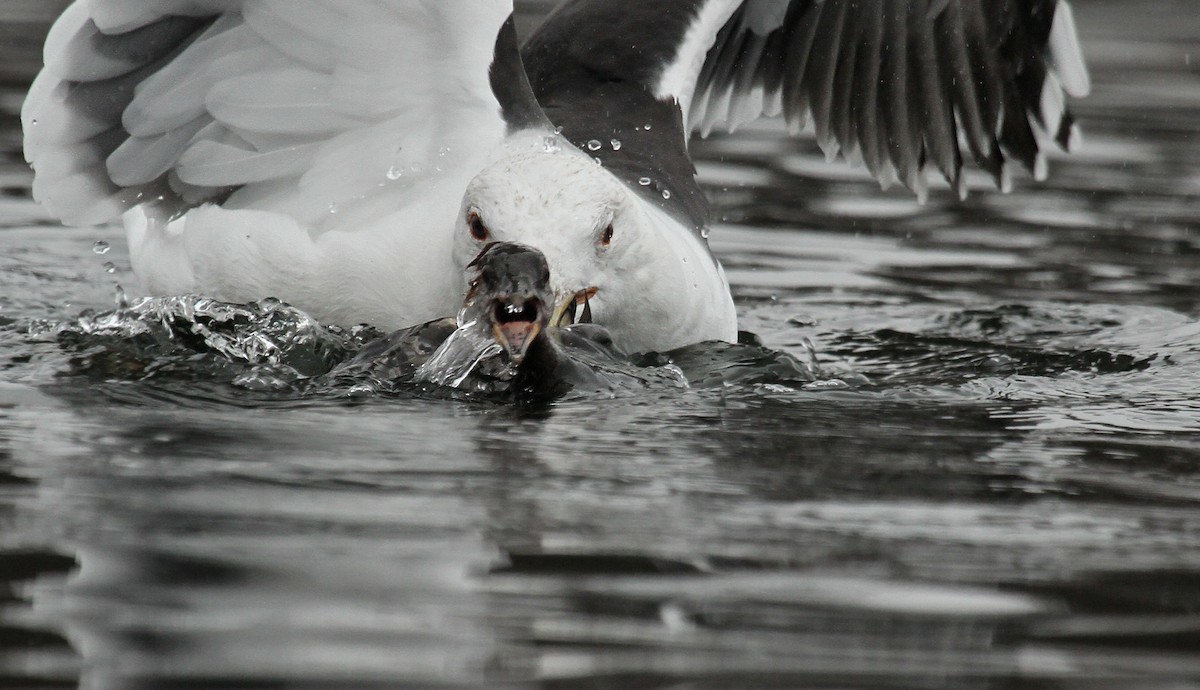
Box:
[684,0,1089,197]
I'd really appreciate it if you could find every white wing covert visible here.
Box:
[23,0,515,228]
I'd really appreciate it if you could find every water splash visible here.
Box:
[50,295,364,389]
[413,321,503,388]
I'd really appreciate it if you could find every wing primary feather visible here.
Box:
[757,9,790,98]
[880,0,916,191]
[1047,1,1091,97]
[806,0,850,160]
[780,3,822,135]
[937,2,993,184]
[729,31,769,130]
[999,83,1041,179]
[708,28,751,133]
[831,3,863,165]
[962,0,1005,186]
[853,2,885,179]
[913,0,961,189]
[904,3,931,201]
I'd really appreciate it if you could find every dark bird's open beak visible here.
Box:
[466,242,556,366]
[491,295,543,364]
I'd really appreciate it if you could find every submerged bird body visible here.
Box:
[22,0,1090,353]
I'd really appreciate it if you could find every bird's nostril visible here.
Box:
[494,298,539,324]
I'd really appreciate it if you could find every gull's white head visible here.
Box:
[453,133,737,353]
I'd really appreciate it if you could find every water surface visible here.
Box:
[1,2,1199,688]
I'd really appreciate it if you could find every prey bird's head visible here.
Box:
[461,242,556,365]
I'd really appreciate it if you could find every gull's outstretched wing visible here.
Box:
[524,0,1090,202]
[23,0,522,227]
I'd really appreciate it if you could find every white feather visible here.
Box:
[1048,2,1091,98]
[654,0,742,125]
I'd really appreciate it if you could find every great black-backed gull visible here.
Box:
[22,0,1090,353]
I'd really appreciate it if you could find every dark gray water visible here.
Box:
[2,2,1199,688]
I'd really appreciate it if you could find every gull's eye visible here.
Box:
[599,223,614,247]
[467,211,489,241]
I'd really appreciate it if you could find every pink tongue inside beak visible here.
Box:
[496,321,540,362]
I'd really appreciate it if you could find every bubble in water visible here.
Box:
[92,240,111,255]
[586,139,602,151]
[610,138,622,151]
[662,189,672,199]
[638,177,652,186]
[103,261,116,274]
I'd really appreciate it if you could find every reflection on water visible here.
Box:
[2,1,1200,688]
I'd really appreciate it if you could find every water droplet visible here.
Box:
[30,119,37,126]
[554,126,564,135]
[541,136,562,153]
[638,177,652,186]
[92,240,110,255]
[103,261,116,274]
[586,139,602,151]
[610,138,622,151]
[386,165,404,180]
[593,157,603,166]
[644,123,652,131]
[700,227,711,240]
[438,145,451,157]
[328,203,339,214]
[661,189,672,199]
